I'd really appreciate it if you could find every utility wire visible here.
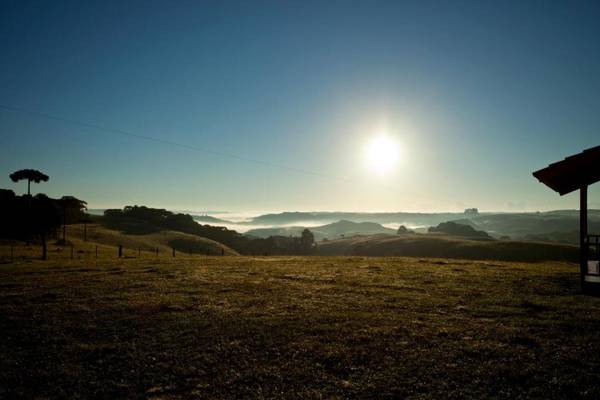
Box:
[0,104,349,182]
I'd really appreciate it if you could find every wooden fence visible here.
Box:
[0,243,227,263]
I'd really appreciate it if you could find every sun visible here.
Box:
[364,135,399,175]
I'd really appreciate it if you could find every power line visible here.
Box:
[0,104,349,182]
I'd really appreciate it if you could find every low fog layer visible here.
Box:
[192,209,600,245]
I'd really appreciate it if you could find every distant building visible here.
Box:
[464,208,479,215]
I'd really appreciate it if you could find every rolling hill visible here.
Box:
[243,210,600,244]
[316,233,578,262]
[58,223,239,256]
[245,220,396,241]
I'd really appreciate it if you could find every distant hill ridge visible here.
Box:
[250,211,467,225]
[428,221,493,240]
[245,220,396,241]
[247,210,600,244]
[86,205,595,260]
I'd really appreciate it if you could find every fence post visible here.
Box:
[118,245,123,258]
[221,247,224,256]
[172,247,175,257]
[42,240,47,261]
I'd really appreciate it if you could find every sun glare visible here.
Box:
[365,135,399,175]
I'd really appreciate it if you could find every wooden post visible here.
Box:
[84,223,87,242]
[581,185,588,291]
[118,245,123,258]
[172,247,176,257]
[42,237,47,261]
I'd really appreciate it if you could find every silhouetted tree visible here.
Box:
[30,194,61,260]
[9,169,49,244]
[0,189,20,239]
[58,196,88,243]
[301,228,315,252]
[0,188,83,259]
[9,169,49,196]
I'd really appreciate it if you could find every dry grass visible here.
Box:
[1,254,600,399]
[0,224,238,262]
[317,233,579,262]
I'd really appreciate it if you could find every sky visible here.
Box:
[1,0,599,213]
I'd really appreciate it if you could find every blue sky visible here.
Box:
[1,0,599,212]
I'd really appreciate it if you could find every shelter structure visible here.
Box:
[533,145,600,292]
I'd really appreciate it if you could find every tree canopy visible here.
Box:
[301,228,315,252]
[9,169,49,195]
[0,190,61,242]
[59,196,88,224]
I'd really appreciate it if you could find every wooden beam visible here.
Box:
[581,185,588,290]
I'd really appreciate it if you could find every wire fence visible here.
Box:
[0,243,227,263]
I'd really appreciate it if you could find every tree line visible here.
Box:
[1,169,88,259]
[2,169,316,257]
[104,205,316,255]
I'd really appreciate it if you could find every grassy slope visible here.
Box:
[1,255,600,398]
[72,223,238,255]
[317,233,579,262]
[246,221,396,241]
[0,223,238,260]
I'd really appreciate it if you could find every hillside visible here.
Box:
[1,255,599,398]
[244,226,306,239]
[58,223,239,256]
[467,212,600,242]
[428,221,493,240]
[237,210,600,244]
[245,220,396,241]
[316,220,396,238]
[316,233,578,262]
[100,206,318,255]
[249,211,466,225]
[86,212,580,261]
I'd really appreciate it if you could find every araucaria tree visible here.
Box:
[9,169,49,196]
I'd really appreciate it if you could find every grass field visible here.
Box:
[0,223,238,262]
[2,254,600,399]
[317,234,580,262]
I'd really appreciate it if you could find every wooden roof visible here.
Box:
[533,145,600,195]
